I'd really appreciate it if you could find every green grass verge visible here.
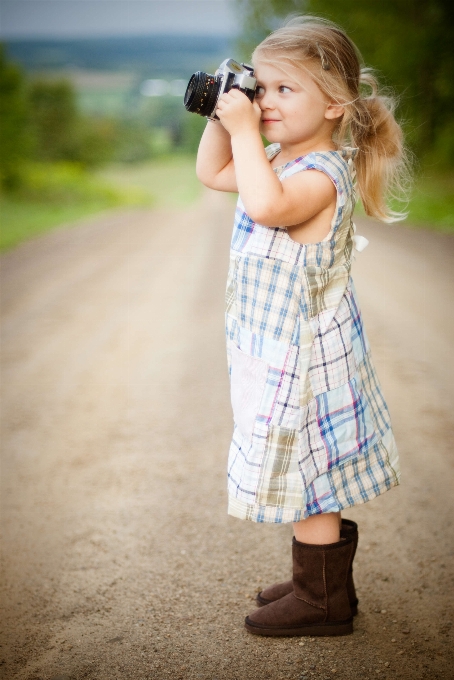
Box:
[355,170,454,232]
[0,155,202,252]
[0,162,151,252]
[98,154,202,209]
[403,171,454,232]
[0,199,122,252]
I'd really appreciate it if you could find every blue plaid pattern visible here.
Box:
[308,286,358,395]
[237,256,301,344]
[226,145,400,523]
[231,204,255,252]
[316,376,379,468]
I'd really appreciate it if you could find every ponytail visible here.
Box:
[348,71,410,223]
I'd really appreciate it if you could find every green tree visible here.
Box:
[29,79,79,162]
[74,117,120,166]
[29,79,122,166]
[237,0,454,163]
[0,45,30,189]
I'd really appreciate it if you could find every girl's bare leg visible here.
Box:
[293,511,341,545]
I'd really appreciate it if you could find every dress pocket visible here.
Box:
[230,342,269,441]
[298,375,379,488]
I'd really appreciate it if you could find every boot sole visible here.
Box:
[256,592,359,617]
[245,616,354,637]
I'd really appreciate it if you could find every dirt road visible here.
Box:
[1,192,453,680]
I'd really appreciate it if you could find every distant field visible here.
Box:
[4,35,231,78]
[69,69,140,116]
[4,34,231,119]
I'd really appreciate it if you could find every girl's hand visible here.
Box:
[216,89,261,137]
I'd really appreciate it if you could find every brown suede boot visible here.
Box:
[245,535,354,637]
[256,519,359,616]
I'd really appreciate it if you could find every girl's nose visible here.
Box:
[258,91,275,110]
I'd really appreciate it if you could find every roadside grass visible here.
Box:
[97,154,202,209]
[0,162,151,252]
[1,200,121,252]
[355,169,454,232]
[403,170,454,232]
[0,155,202,252]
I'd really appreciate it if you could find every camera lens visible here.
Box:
[184,71,220,117]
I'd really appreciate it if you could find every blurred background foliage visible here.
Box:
[0,0,453,250]
[0,38,210,249]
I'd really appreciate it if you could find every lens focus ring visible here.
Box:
[184,72,220,117]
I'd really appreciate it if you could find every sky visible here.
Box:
[0,0,237,38]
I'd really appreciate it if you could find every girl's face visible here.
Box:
[253,59,343,148]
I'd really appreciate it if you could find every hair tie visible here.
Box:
[316,43,330,71]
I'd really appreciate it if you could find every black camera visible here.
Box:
[184,58,257,120]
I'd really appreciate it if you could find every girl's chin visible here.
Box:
[260,128,280,142]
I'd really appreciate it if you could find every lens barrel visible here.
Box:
[184,71,220,117]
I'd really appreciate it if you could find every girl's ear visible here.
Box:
[325,102,344,120]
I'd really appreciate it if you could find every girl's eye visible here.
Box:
[279,86,292,93]
[255,86,265,96]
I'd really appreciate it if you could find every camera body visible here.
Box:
[184,58,257,120]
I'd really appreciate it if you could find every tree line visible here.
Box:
[1,47,117,189]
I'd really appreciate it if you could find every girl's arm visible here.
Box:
[216,90,335,227]
[196,120,238,192]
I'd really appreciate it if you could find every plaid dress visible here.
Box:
[226,144,400,523]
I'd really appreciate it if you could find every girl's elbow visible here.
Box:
[195,161,206,182]
[196,165,215,189]
[248,205,283,227]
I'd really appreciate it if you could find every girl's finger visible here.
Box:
[231,88,246,99]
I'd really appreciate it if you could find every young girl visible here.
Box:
[196,15,408,637]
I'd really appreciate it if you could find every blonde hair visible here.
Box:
[252,16,411,223]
